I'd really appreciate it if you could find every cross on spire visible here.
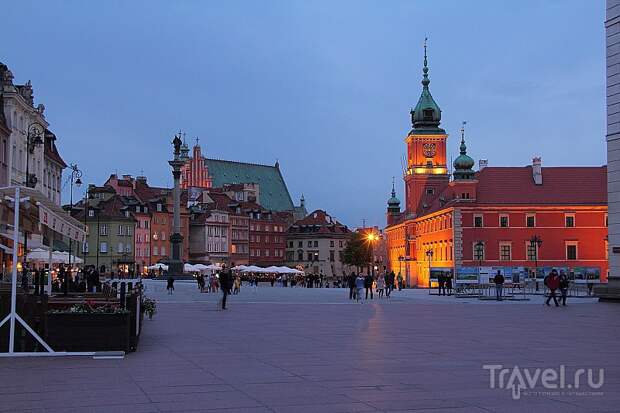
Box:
[195,136,200,146]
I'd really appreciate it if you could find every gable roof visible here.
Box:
[204,158,294,212]
[289,209,350,235]
[474,166,607,206]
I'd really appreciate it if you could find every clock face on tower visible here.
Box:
[423,143,436,158]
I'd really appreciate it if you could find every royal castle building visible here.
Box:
[385,44,608,288]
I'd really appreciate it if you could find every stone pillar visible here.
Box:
[167,133,185,276]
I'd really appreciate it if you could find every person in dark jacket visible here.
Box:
[446,274,453,296]
[387,271,396,297]
[544,269,560,307]
[364,273,374,300]
[166,276,175,294]
[348,272,356,300]
[558,270,569,306]
[559,270,569,306]
[493,270,504,301]
[438,273,445,296]
[219,265,231,310]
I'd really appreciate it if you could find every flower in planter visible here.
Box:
[142,297,157,319]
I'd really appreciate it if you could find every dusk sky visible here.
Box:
[3,1,606,228]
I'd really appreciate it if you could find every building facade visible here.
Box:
[606,0,620,293]
[286,210,352,279]
[181,143,213,190]
[385,45,608,287]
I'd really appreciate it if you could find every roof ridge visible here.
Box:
[205,157,278,169]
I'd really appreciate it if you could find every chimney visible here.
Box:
[532,157,543,185]
[479,159,488,170]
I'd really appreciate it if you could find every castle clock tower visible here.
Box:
[404,40,449,216]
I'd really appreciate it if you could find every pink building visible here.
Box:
[181,144,212,189]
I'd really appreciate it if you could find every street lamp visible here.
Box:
[64,164,82,296]
[475,241,484,282]
[25,122,44,188]
[22,123,45,274]
[425,248,433,290]
[366,232,377,277]
[530,235,543,291]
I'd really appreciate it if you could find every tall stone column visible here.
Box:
[167,133,185,276]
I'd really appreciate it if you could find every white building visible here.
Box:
[0,62,64,205]
[285,209,352,280]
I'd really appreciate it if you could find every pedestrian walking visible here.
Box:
[166,276,175,294]
[348,272,356,300]
[438,273,445,296]
[544,269,560,307]
[355,273,365,303]
[376,274,385,298]
[559,270,569,306]
[364,273,374,300]
[493,270,504,301]
[397,273,403,291]
[233,276,241,295]
[446,274,453,296]
[219,265,232,310]
[387,271,395,298]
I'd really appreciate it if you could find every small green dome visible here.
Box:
[388,195,400,206]
[453,122,476,180]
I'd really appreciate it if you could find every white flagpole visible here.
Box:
[9,186,20,354]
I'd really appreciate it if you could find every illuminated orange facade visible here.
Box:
[181,144,213,190]
[385,45,608,287]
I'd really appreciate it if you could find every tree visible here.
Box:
[342,232,371,273]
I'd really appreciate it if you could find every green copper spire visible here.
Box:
[453,121,475,180]
[410,38,444,134]
[387,176,401,211]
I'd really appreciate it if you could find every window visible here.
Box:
[100,224,108,236]
[473,243,484,261]
[126,244,131,253]
[157,203,162,212]
[100,242,108,253]
[339,241,343,248]
[118,225,125,236]
[126,226,132,236]
[161,246,166,256]
[161,232,166,241]
[118,242,124,253]
[426,188,435,195]
[605,214,608,227]
[265,249,269,257]
[288,241,293,248]
[307,252,313,261]
[307,241,312,247]
[330,240,334,247]
[566,243,577,260]
[313,241,318,247]
[153,246,158,256]
[88,209,94,217]
[297,251,303,261]
[426,160,433,168]
[474,215,483,228]
[527,243,538,261]
[298,241,302,248]
[526,214,535,228]
[330,250,335,262]
[144,220,149,229]
[565,214,575,228]
[499,243,511,261]
[499,215,509,228]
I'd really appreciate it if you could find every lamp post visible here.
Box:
[366,232,377,277]
[22,123,44,274]
[474,241,484,285]
[425,248,433,291]
[530,235,543,291]
[64,164,82,295]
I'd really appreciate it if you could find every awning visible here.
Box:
[0,243,13,254]
[0,186,87,243]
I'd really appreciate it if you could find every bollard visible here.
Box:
[120,282,126,309]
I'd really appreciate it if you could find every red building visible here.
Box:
[181,143,212,190]
[385,45,608,287]
[246,203,288,266]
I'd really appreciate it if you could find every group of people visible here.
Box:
[437,273,454,296]
[347,271,400,302]
[543,269,570,306]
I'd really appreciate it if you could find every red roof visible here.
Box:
[474,166,607,206]
[289,209,350,234]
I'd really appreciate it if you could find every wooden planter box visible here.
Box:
[46,312,131,352]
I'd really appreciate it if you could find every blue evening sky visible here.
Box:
[2,1,606,228]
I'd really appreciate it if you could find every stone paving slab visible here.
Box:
[0,280,617,412]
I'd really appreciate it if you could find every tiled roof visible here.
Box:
[44,130,67,168]
[289,209,350,234]
[204,158,294,212]
[474,166,607,205]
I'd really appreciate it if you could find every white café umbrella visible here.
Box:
[27,248,63,263]
[193,263,210,272]
[265,266,282,273]
[232,265,247,271]
[53,251,83,264]
[184,263,198,273]
[148,263,168,271]
[243,265,264,273]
